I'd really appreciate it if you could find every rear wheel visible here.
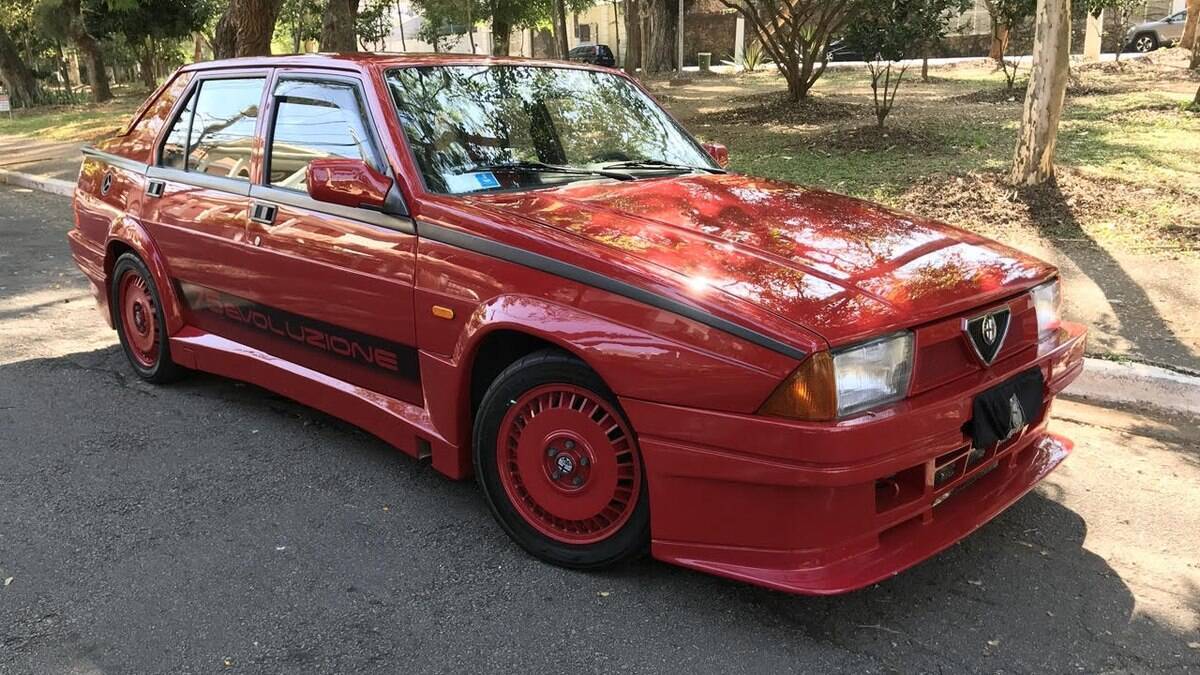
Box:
[110,253,185,383]
[1132,33,1158,53]
[473,350,649,569]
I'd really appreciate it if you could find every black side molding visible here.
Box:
[417,221,808,362]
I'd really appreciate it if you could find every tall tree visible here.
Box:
[1010,0,1070,186]
[719,0,858,101]
[640,0,677,72]
[0,24,39,106]
[320,0,358,51]
[985,0,1035,62]
[213,0,284,58]
[1182,0,1198,51]
[623,0,641,71]
[46,0,113,102]
[553,0,568,58]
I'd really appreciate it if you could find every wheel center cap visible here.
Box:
[133,304,148,333]
[555,454,575,474]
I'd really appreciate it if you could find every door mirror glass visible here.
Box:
[702,142,729,169]
[306,157,393,210]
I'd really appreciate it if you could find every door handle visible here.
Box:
[146,179,165,198]
[250,201,277,225]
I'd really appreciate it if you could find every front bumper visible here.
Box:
[620,322,1087,595]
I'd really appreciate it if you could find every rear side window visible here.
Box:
[159,77,265,182]
[267,79,380,190]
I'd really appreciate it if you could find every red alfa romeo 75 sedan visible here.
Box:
[68,54,1086,595]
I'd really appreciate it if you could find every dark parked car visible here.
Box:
[826,39,865,63]
[567,44,616,67]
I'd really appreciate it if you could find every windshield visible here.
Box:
[385,65,717,195]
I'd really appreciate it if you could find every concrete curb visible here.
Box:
[0,167,73,197]
[0,165,1196,416]
[1068,358,1200,416]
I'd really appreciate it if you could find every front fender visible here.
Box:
[106,216,185,335]
[418,292,798,474]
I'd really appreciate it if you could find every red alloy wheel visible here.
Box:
[118,269,160,369]
[496,384,643,545]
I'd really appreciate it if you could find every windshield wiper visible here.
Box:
[600,159,725,174]
[468,161,633,181]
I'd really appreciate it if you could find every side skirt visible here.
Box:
[168,326,468,479]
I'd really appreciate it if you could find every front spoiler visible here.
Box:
[621,322,1087,595]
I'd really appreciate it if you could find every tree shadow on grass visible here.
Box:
[1016,178,1200,371]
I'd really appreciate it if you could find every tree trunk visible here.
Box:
[989,23,1010,61]
[1183,0,1199,51]
[491,17,510,56]
[61,0,111,102]
[0,25,39,107]
[1193,82,1200,107]
[138,39,156,88]
[321,0,359,52]
[641,0,675,73]
[624,0,641,72]
[612,0,621,65]
[397,2,407,51]
[554,0,569,58]
[1011,0,1071,186]
[215,0,284,58]
[921,54,929,82]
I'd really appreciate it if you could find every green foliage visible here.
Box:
[843,0,973,63]
[740,40,767,72]
[986,0,1036,31]
[277,0,323,52]
[841,0,974,126]
[357,0,395,49]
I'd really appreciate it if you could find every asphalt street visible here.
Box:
[1,184,1198,674]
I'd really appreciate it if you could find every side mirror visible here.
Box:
[702,142,730,169]
[306,157,393,210]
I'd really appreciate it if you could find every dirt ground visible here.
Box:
[646,51,1200,373]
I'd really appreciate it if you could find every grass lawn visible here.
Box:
[0,89,144,143]
[648,49,1200,256]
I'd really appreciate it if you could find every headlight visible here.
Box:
[1031,279,1061,342]
[832,332,914,416]
[758,332,913,420]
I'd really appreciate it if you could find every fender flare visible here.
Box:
[426,293,788,460]
[104,215,185,335]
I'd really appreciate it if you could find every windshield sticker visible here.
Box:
[445,171,501,194]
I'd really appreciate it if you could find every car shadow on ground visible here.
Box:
[2,347,1197,672]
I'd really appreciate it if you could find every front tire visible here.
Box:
[473,350,650,569]
[110,253,185,383]
[1131,33,1158,53]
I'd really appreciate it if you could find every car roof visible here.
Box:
[179,52,616,75]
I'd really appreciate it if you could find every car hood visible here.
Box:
[465,173,1054,346]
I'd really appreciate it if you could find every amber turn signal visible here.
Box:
[431,305,455,320]
[757,351,837,421]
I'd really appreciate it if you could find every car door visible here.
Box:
[1164,11,1187,41]
[240,71,423,405]
[143,71,269,322]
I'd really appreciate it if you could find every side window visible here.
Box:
[160,88,197,170]
[188,78,264,181]
[158,76,265,181]
[267,79,381,190]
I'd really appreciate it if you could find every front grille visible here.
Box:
[909,293,1039,395]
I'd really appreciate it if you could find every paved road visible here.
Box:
[2,185,1198,674]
